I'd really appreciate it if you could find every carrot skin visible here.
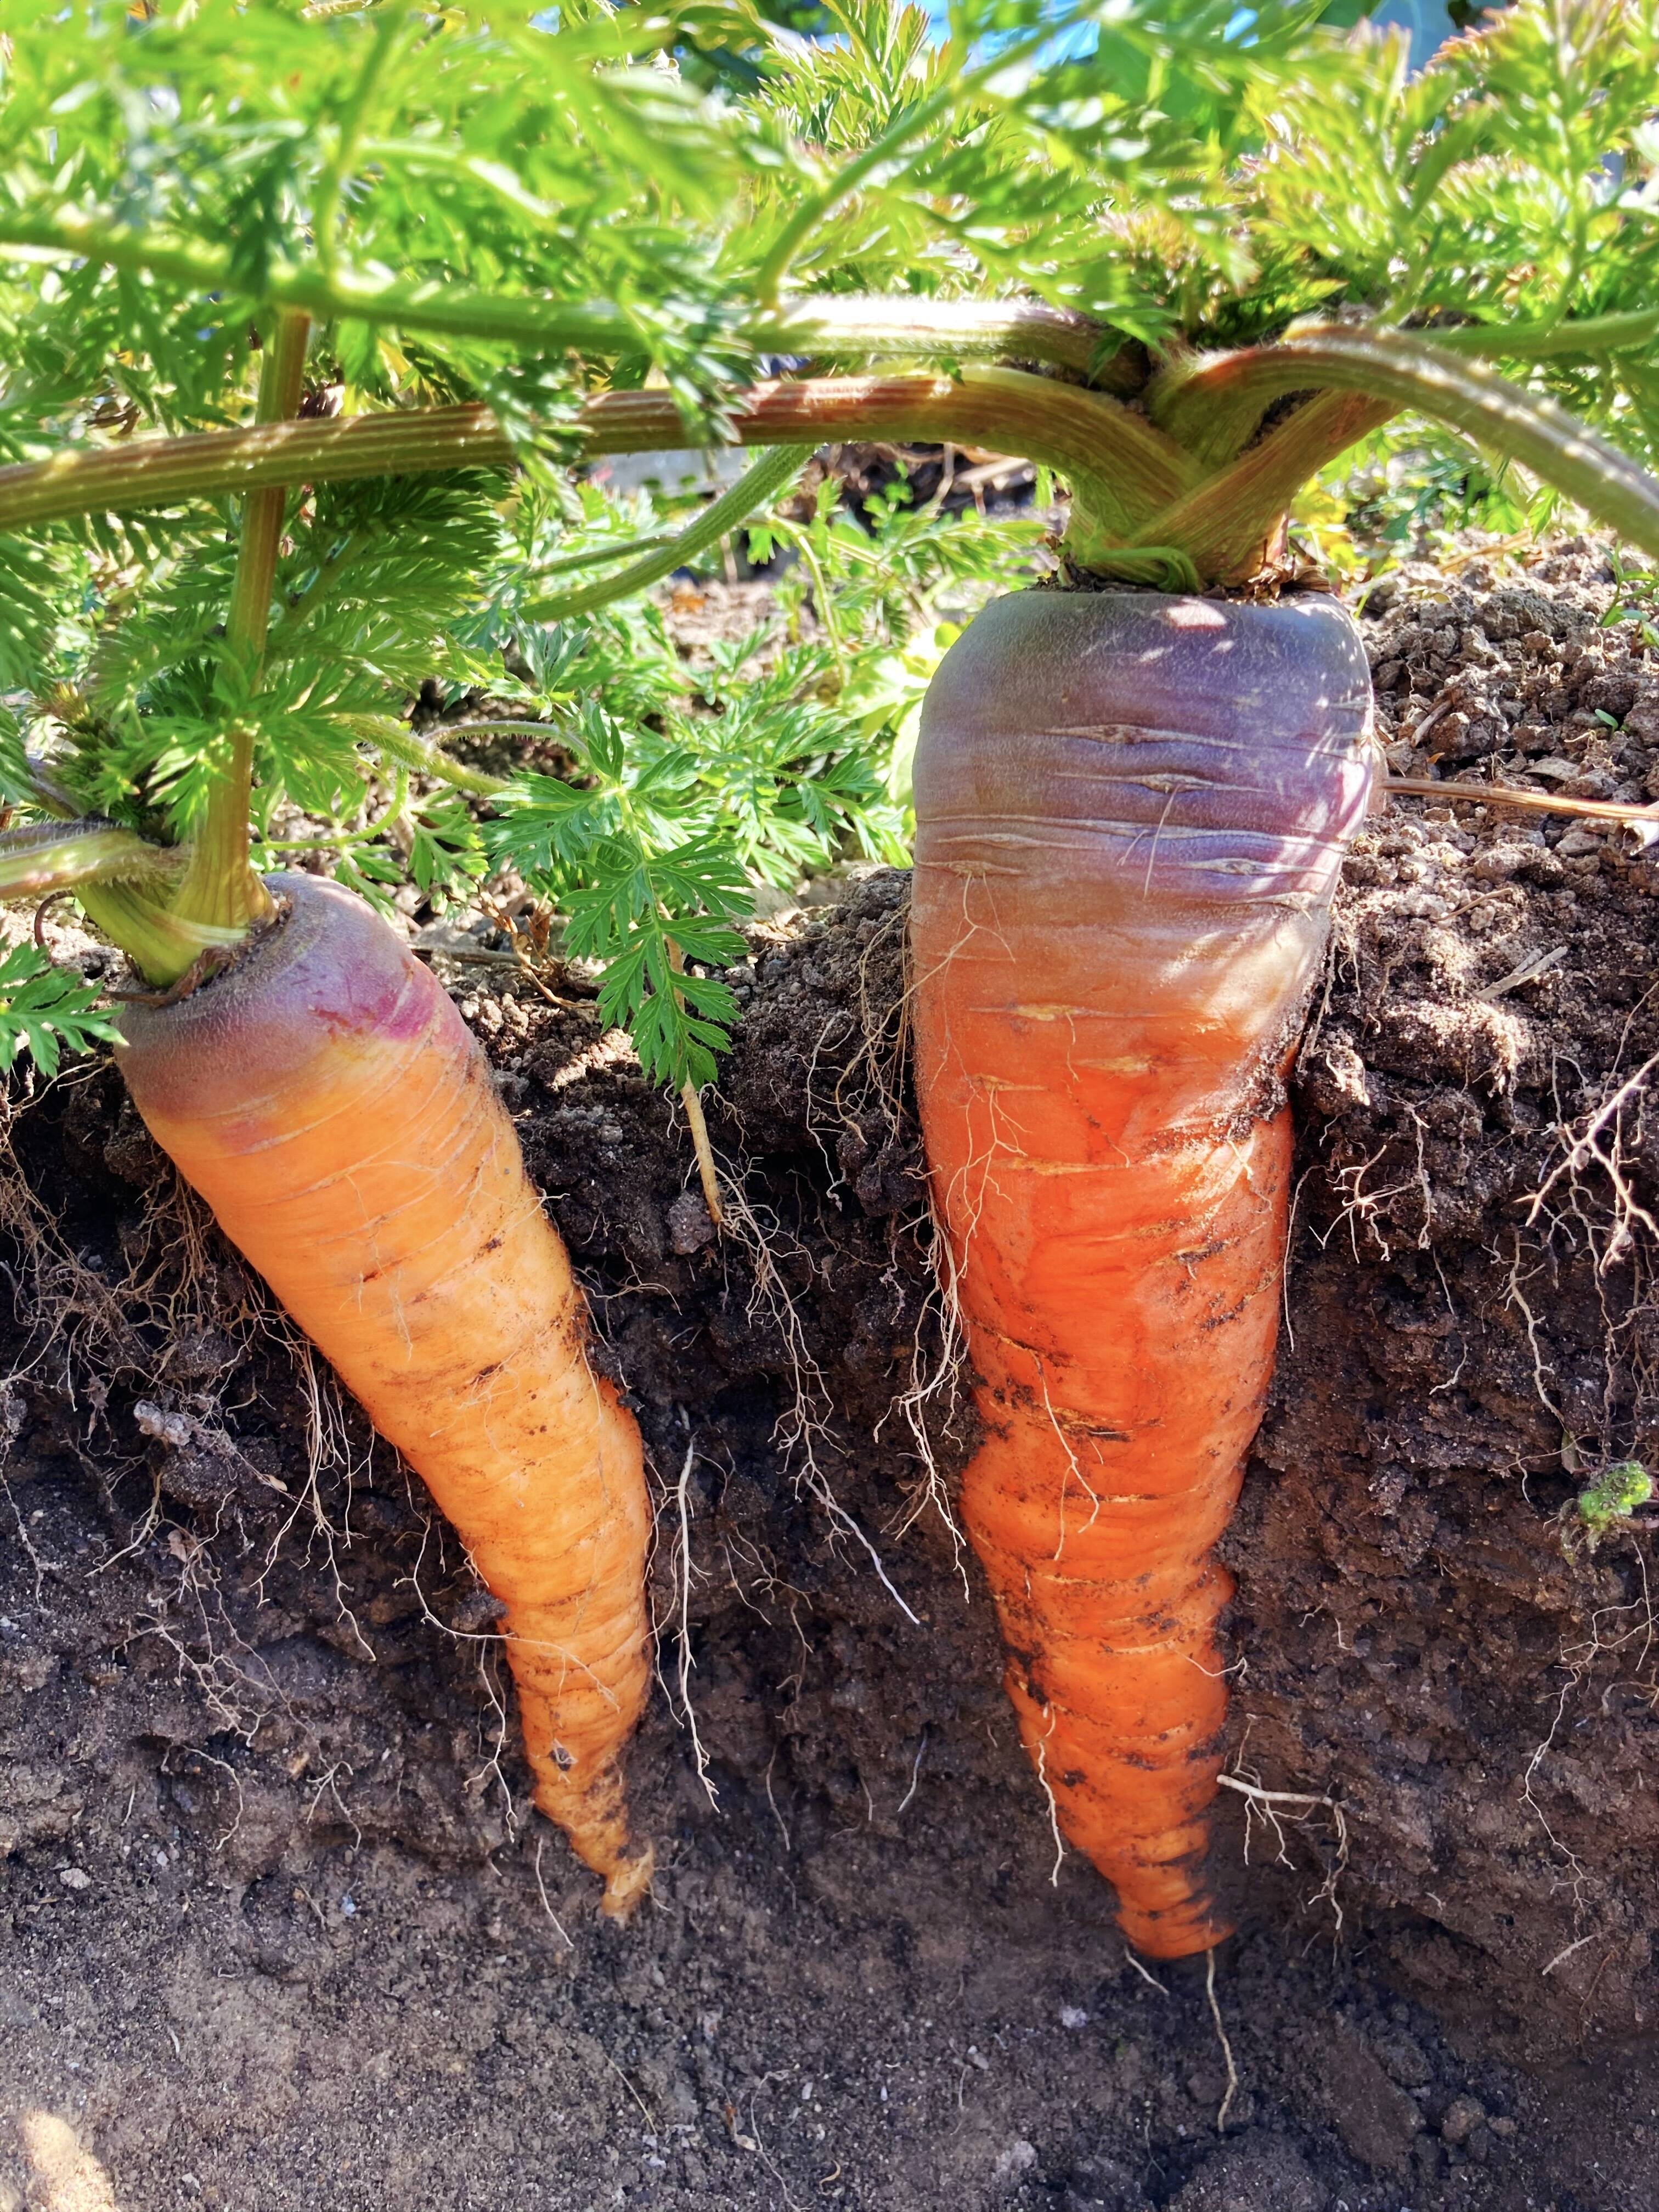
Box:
[116,874,653,1914]
[911,591,1373,1957]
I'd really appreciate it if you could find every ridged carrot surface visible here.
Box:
[911,590,1373,1956]
[117,874,653,1914]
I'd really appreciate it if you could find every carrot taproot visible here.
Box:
[115,872,653,1914]
[910,589,1374,1957]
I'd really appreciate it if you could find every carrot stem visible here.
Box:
[680,1082,725,1229]
[1139,391,1401,583]
[165,311,311,948]
[667,938,725,1228]
[227,312,314,679]
[1428,307,1659,363]
[1149,326,1659,568]
[0,822,185,901]
[752,80,963,307]
[0,211,1116,376]
[0,371,1193,551]
[350,716,512,799]
[312,1,414,284]
[526,444,812,623]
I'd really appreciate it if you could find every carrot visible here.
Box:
[116,873,654,1915]
[910,588,1374,1958]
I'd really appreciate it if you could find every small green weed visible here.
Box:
[1565,1459,1655,1555]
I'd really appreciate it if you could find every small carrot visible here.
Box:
[117,873,654,1913]
[910,588,1374,1958]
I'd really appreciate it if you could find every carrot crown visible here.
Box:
[0,0,1656,1068]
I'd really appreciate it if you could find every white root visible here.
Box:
[1205,1946,1241,2134]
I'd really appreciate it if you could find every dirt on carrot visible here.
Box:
[3,551,1659,2210]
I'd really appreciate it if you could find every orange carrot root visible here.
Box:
[116,875,653,1914]
[911,590,1374,1957]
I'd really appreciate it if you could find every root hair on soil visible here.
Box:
[1121,1949,1169,1995]
[466,1642,522,1836]
[1217,1764,1351,1944]
[882,1197,970,1588]
[709,1141,921,1624]
[1204,1946,1241,2134]
[1033,1707,1066,1887]
[669,1434,719,1809]
[805,897,970,1577]
[533,1832,576,1948]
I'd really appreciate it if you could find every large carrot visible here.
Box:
[910,589,1374,1958]
[116,873,654,1914]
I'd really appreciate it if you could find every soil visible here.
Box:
[5,548,1659,2211]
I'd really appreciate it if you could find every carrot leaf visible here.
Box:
[0,940,123,1081]
[568,836,750,1092]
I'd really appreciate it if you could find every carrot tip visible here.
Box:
[1120,1909,1235,1962]
[600,1843,656,1921]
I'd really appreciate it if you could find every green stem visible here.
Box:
[313,0,413,283]
[535,532,676,580]
[525,444,811,621]
[1133,389,1400,584]
[664,935,724,1226]
[0,822,185,901]
[750,13,1068,307]
[16,754,84,821]
[1536,28,1588,343]
[767,517,847,688]
[0,212,1114,379]
[274,525,371,633]
[1145,327,1659,568]
[262,767,410,854]
[170,309,312,944]
[349,716,510,798]
[225,314,314,680]
[753,86,962,308]
[772,296,1126,385]
[0,369,1195,543]
[1425,308,1659,363]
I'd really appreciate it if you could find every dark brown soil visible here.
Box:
[5,554,1659,2211]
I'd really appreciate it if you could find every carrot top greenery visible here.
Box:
[0,0,1656,1084]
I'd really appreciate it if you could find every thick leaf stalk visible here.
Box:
[167,309,313,949]
[0,370,1188,552]
[0,821,185,901]
[0,210,1113,377]
[8,326,1659,593]
[1146,328,1659,572]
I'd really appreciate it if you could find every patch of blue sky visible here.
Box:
[921,2,1101,67]
[1368,0,1458,70]
[923,0,1458,64]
